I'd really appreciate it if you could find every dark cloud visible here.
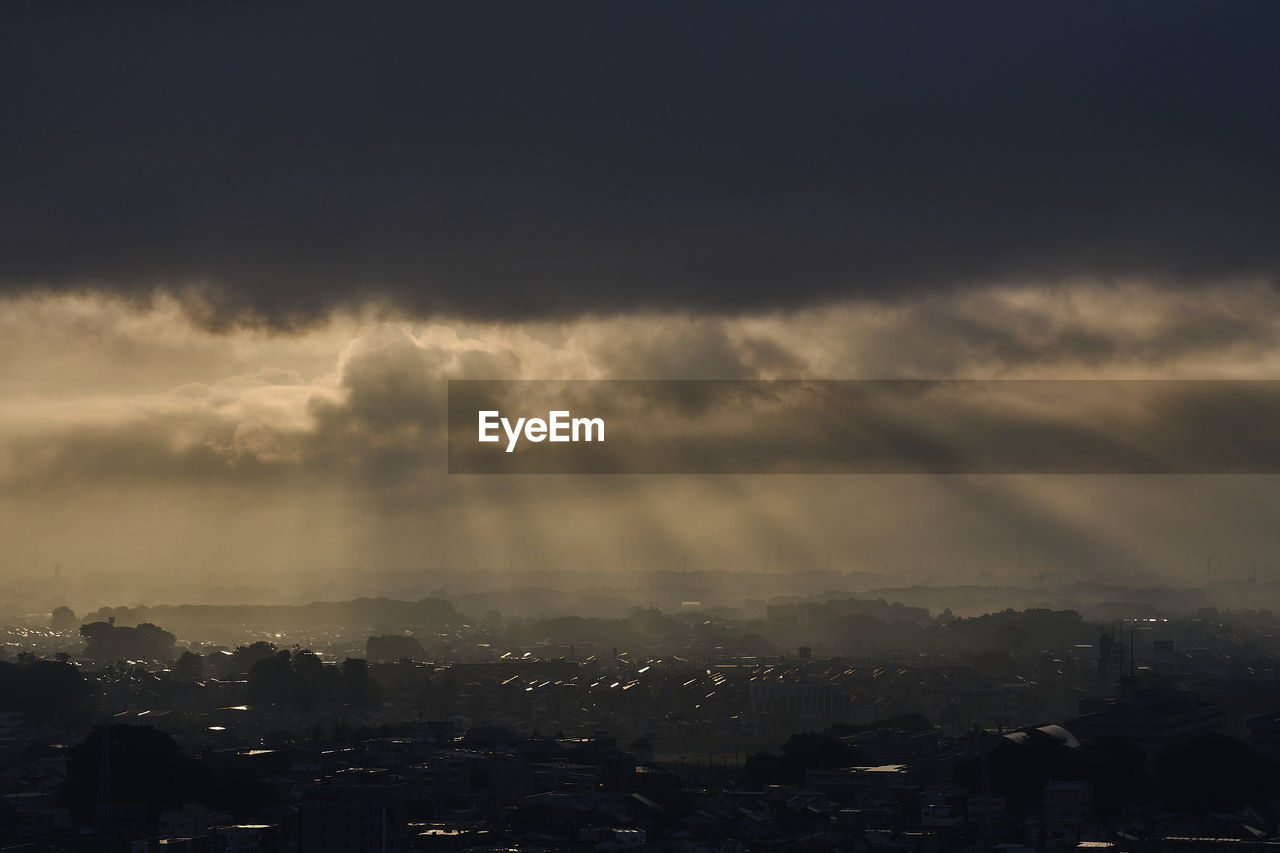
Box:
[2,3,1278,323]
[849,287,1280,375]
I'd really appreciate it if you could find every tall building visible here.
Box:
[301,768,410,853]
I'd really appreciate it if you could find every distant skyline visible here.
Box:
[3,4,1280,602]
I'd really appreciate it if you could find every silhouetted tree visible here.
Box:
[366,634,425,662]
[80,621,176,661]
[743,732,864,786]
[231,640,277,674]
[1158,733,1280,814]
[737,632,775,656]
[782,731,862,770]
[51,605,78,632]
[291,649,333,709]
[173,650,204,681]
[247,651,293,705]
[954,729,1077,814]
[247,649,343,708]
[0,657,94,724]
[342,658,375,707]
[64,724,211,825]
[1080,736,1147,817]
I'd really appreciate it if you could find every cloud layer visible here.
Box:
[5,280,1280,487]
[4,283,1280,605]
[2,4,1279,322]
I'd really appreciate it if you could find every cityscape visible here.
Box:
[6,569,1280,850]
[5,2,1280,851]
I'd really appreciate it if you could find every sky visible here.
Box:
[3,3,1280,608]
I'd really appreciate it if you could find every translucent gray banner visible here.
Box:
[447,380,1280,474]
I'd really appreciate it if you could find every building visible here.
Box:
[805,764,911,792]
[0,711,23,738]
[749,679,851,721]
[301,768,410,853]
[1070,687,1222,759]
[1246,711,1280,761]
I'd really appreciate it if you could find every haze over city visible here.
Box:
[5,7,1280,850]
